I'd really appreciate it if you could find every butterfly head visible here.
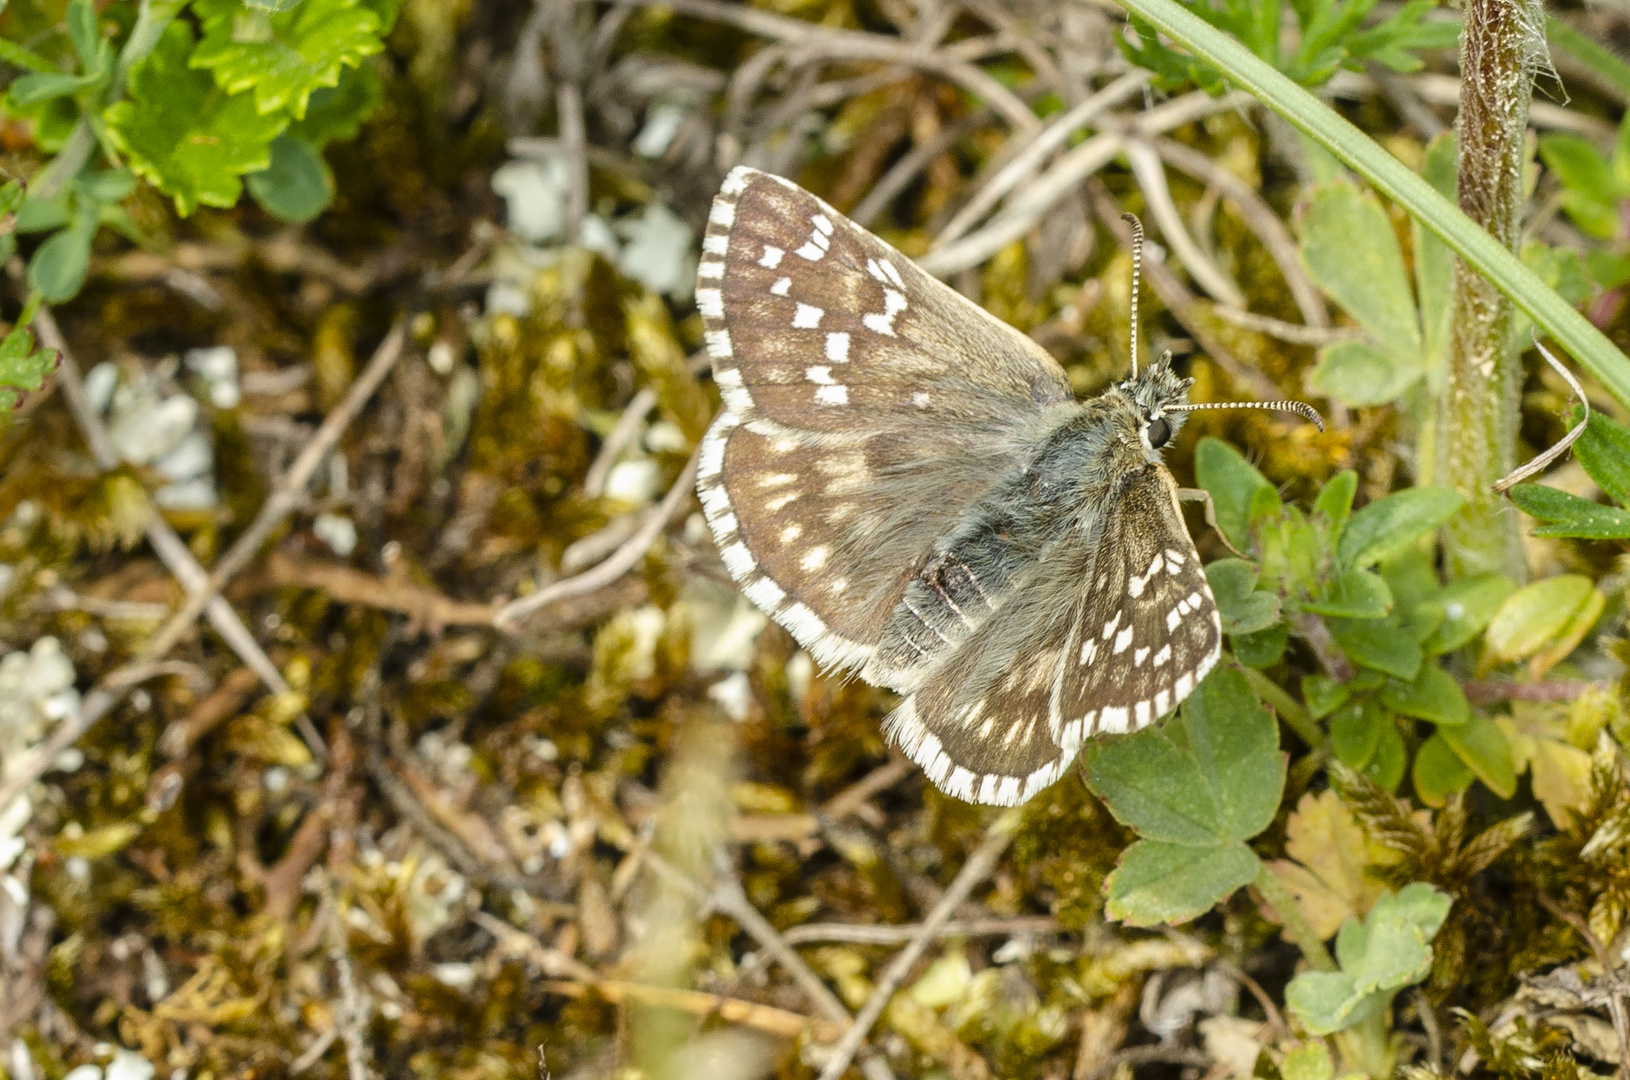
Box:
[1118,212,1326,440]
[1117,351,1191,451]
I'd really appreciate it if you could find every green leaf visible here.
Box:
[1303,567,1392,619]
[1286,883,1451,1034]
[78,168,137,204]
[1302,673,1349,720]
[1233,623,1289,667]
[190,0,385,119]
[1111,0,1630,419]
[104,22,286,215]
[1309,340,1421,406]
[1412,732,1475,806]
[26,217,95,302]
[1331,618,1421,679]
[15,194,70,233]
[1438,716,1517,798]
[1196,437,1276,553]
[1300,182,1421,362]
[1370,717,1407,791]
[1484,574,1597,665]
[1084,665,1282,845]
[244,0,307,10]
[1419,574,1515,655]
[0,320,58,412]
[0,37,59,74]
[1105,840,1261,926]
[287,60,381,146]
[1313,469,1358,537]
[1281,1042,1336,1080]
[8,70,104,105]
[1539,133,1621,238]
[246,134,333,222]
[1338,486,1465,567]
[1379,663,1468,725]
[1571,409,1630,506]
[1509,484,1630,540]
[1207,558,1282,635]
[1329,699,1382,769]
[1414,133,1457,370]
[66,0,102,70]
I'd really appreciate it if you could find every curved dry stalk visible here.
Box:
[920,90,1254,277]
[1149,136,1331,329]
[933,70,1149,248]
[1207,304,1360,345]
[636,0,1039,131]
[814,812,1019,1080]
[495,448,699,630]
[1494,339,1589,492]
[1125,140,1247,308]
[958,0,1071,101]
[583,388,658,496]
[851,110,992,227]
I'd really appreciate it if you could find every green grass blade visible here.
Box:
[1114,0,1630,411]
[1546,15,1630,105]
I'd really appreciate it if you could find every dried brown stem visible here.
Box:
[495,447,699,629]
[815,812,1018,1080]
[1461,679,1612,702]
[782,915,1057,946]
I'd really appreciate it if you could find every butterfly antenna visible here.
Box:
[1166,399,1327,432]
[1122,212,1143,379]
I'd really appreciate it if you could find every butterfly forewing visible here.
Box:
[696,166,1072,677]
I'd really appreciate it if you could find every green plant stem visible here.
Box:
[1334,1008,1396,1078]
[1439,0,1543,581]
[1111,0,1630,413]
[1254,860,1337,972]
[1240,665,1324,749]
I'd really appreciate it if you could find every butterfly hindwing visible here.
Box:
[1055,462,1222,746]
[885,462,1221,807]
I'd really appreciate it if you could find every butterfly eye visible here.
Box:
[1147,416,1172,448]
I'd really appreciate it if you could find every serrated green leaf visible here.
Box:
[1330,617,1421,679]
[1286,883,1450,1033]
[1509,484,1630,539]
[1300,182,1421,361]
[287,59,380,146]
[1572,409,1630,506]
[0,322,57,409]
[1419,574,1515,654]
[1310,339,1420,406]
[1106,839,1261,925]
[1083,666,1280,845]
[104,22,285,215]
[1338,486,1464,567]
[247,134,333,222]
[190,0,385,119]
[1438,715,1517,797]
[1304,567,1392,619]
[1412,732,1474,806]
[1207,558,1282,635]
[1380,663,1467,725]
[1196,437,1275,553]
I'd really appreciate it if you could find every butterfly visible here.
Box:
[693,165,1320,806]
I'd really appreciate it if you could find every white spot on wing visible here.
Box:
[812,214,834,235]
[721,542,755,578]
[703,235,727,255]
[770,277,791,296]
[696,288,723,318]
[805,366,834,385]
[743,575,786,611]
[1113,625,1134,654]
[815,384,848,405]
[780,524,801,543]
[796,242,825,261]
[793,303,823,328]
[721,167,751,196]
[759,245,785,268]
[696,260,723,280]
[825,332,850,362]
[705,330,732,358]
[709,200,735,227]
[801,546,829,571]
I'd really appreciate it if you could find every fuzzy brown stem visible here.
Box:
[1440,0,1544,579]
